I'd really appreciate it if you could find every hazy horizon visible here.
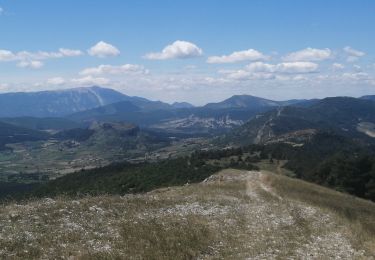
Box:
[0,85,370,106]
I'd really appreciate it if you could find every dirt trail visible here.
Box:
[235,170,366,259]
[245,170,283,200]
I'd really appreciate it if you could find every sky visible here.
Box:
[0,0,374,105]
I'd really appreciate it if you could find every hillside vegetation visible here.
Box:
[0,117,82,131]
[0,122,49,150]
[1,169,374,259]
[222,97,375,145]
[255,133,375,201]
[30,158,222,197]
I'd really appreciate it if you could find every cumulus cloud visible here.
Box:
[71,76,110,86]
[0,48,83,68]
[184,65,197,70]
[16,49,82,61]
[0,83,10,91]
[47,75,110,87]
[342,72,370,81]
[88,41,120,58]
[283,47,332,61]
[353,64,362,72]
[245,62,276,72]
[223,70,275,81]
[332,63,344,70]
[346,56,358,62]
[343,46,365,57]
[207,49,268,63]
[17,60,44,69]
[80,64,148,76]
[47,77,66,85]
[276,62,319,73]
[343,46,365,62]
[58,48,83,57]
[144,40,203,60]
[246,61,318,74]
[220,61,318,81]
[0,50,15,61]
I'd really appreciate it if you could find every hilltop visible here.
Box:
[1,169,374,259]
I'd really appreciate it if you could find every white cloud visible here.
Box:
[276,62,319,73]
[342,72,369,81]
[207,49,268,63]
[246,61,318,74]
[220,61,318,81]
[245,62,276,72]
[71,76,110,86]
[16,51,60,60]
[0,48,83,68]
[343,46,365,63]
[343,46,365,57]
[353,64,362,72]
[58,48,83,57]
[283,47,332,61]
[16,49,82,60]
[292,75,307,81]
[184,65,197,70]
[224,70,275,80]
[80,64,148,76]
[0,83,10,91]
[0,50,15,61]
[332,63,344,70]
[144,40,203,60]
[346,56,359,62]
[88,41,120,58]
[17,60,44,69]
[47,77,66,85]
[0,7,4,15]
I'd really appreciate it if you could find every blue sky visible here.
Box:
[0,0,374,104]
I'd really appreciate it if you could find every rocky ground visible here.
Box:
[0,169,374,259]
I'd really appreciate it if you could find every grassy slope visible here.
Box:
[0,169,374,259]
[265,171,375,254]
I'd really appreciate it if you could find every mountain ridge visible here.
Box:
[221,96,375,146]
[0,86,171,118]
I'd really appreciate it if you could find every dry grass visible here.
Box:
[0,169,374,259]
[264,171,375,256]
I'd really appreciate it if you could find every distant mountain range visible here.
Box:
[67,100,275,133]
[61,87,317,133]
[361,95,375,101]
[204,95,280,109]
[203,95,310,109]
[171,102,195,109]
[0,86,307,119]
[0,86,374,135]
